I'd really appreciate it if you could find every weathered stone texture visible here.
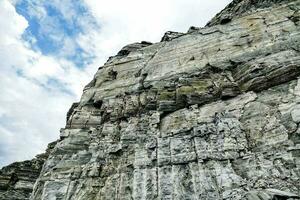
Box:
[206,0,292,27]
[0,142,56,200]
[7,0,300,199]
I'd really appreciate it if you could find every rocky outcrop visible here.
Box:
[105,42,153,64]
[0,142,56,200]
[28,0,300,199]
[206,0,291,26]
[160,31,185,42]
[0,0,296,199]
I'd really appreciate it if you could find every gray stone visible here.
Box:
[30,0,300,199]
[2,0,300,199]
[0,141,56,200]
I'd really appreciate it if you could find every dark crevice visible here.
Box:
[66,102,79,123]
[220,17,232,24]
[108,69,118,80]
[93,100,103,109]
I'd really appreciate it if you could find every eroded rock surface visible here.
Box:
[206,0,292,26]
[0,142,56,200]
[4,0,299,199]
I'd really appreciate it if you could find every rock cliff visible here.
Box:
[0,142,56,200]
[2,0,300,199]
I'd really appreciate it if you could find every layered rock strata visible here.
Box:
[1,0,298,199]
[28,0,300,199]
[0,142,56,200]
[29,0,300,199]
[206,0,294,26]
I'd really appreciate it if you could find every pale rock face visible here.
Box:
[30,0,300,199]
[2,0,300,199]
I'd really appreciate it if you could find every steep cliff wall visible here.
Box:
[30,0,300,199]
[28,0,300,199]
[2,0,298,199]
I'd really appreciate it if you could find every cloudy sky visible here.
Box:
[0,0,231,167]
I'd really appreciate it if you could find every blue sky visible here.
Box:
[15,1,97,67]
[0,0,231,167]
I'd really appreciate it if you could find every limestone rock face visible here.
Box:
[0,142,56,200]
[206,0,292,26]
[11,0,300,199]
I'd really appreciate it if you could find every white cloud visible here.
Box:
[0,0,27,45]
[0,70,74,165]
[0,0,231,167]
[0,0,91,167]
